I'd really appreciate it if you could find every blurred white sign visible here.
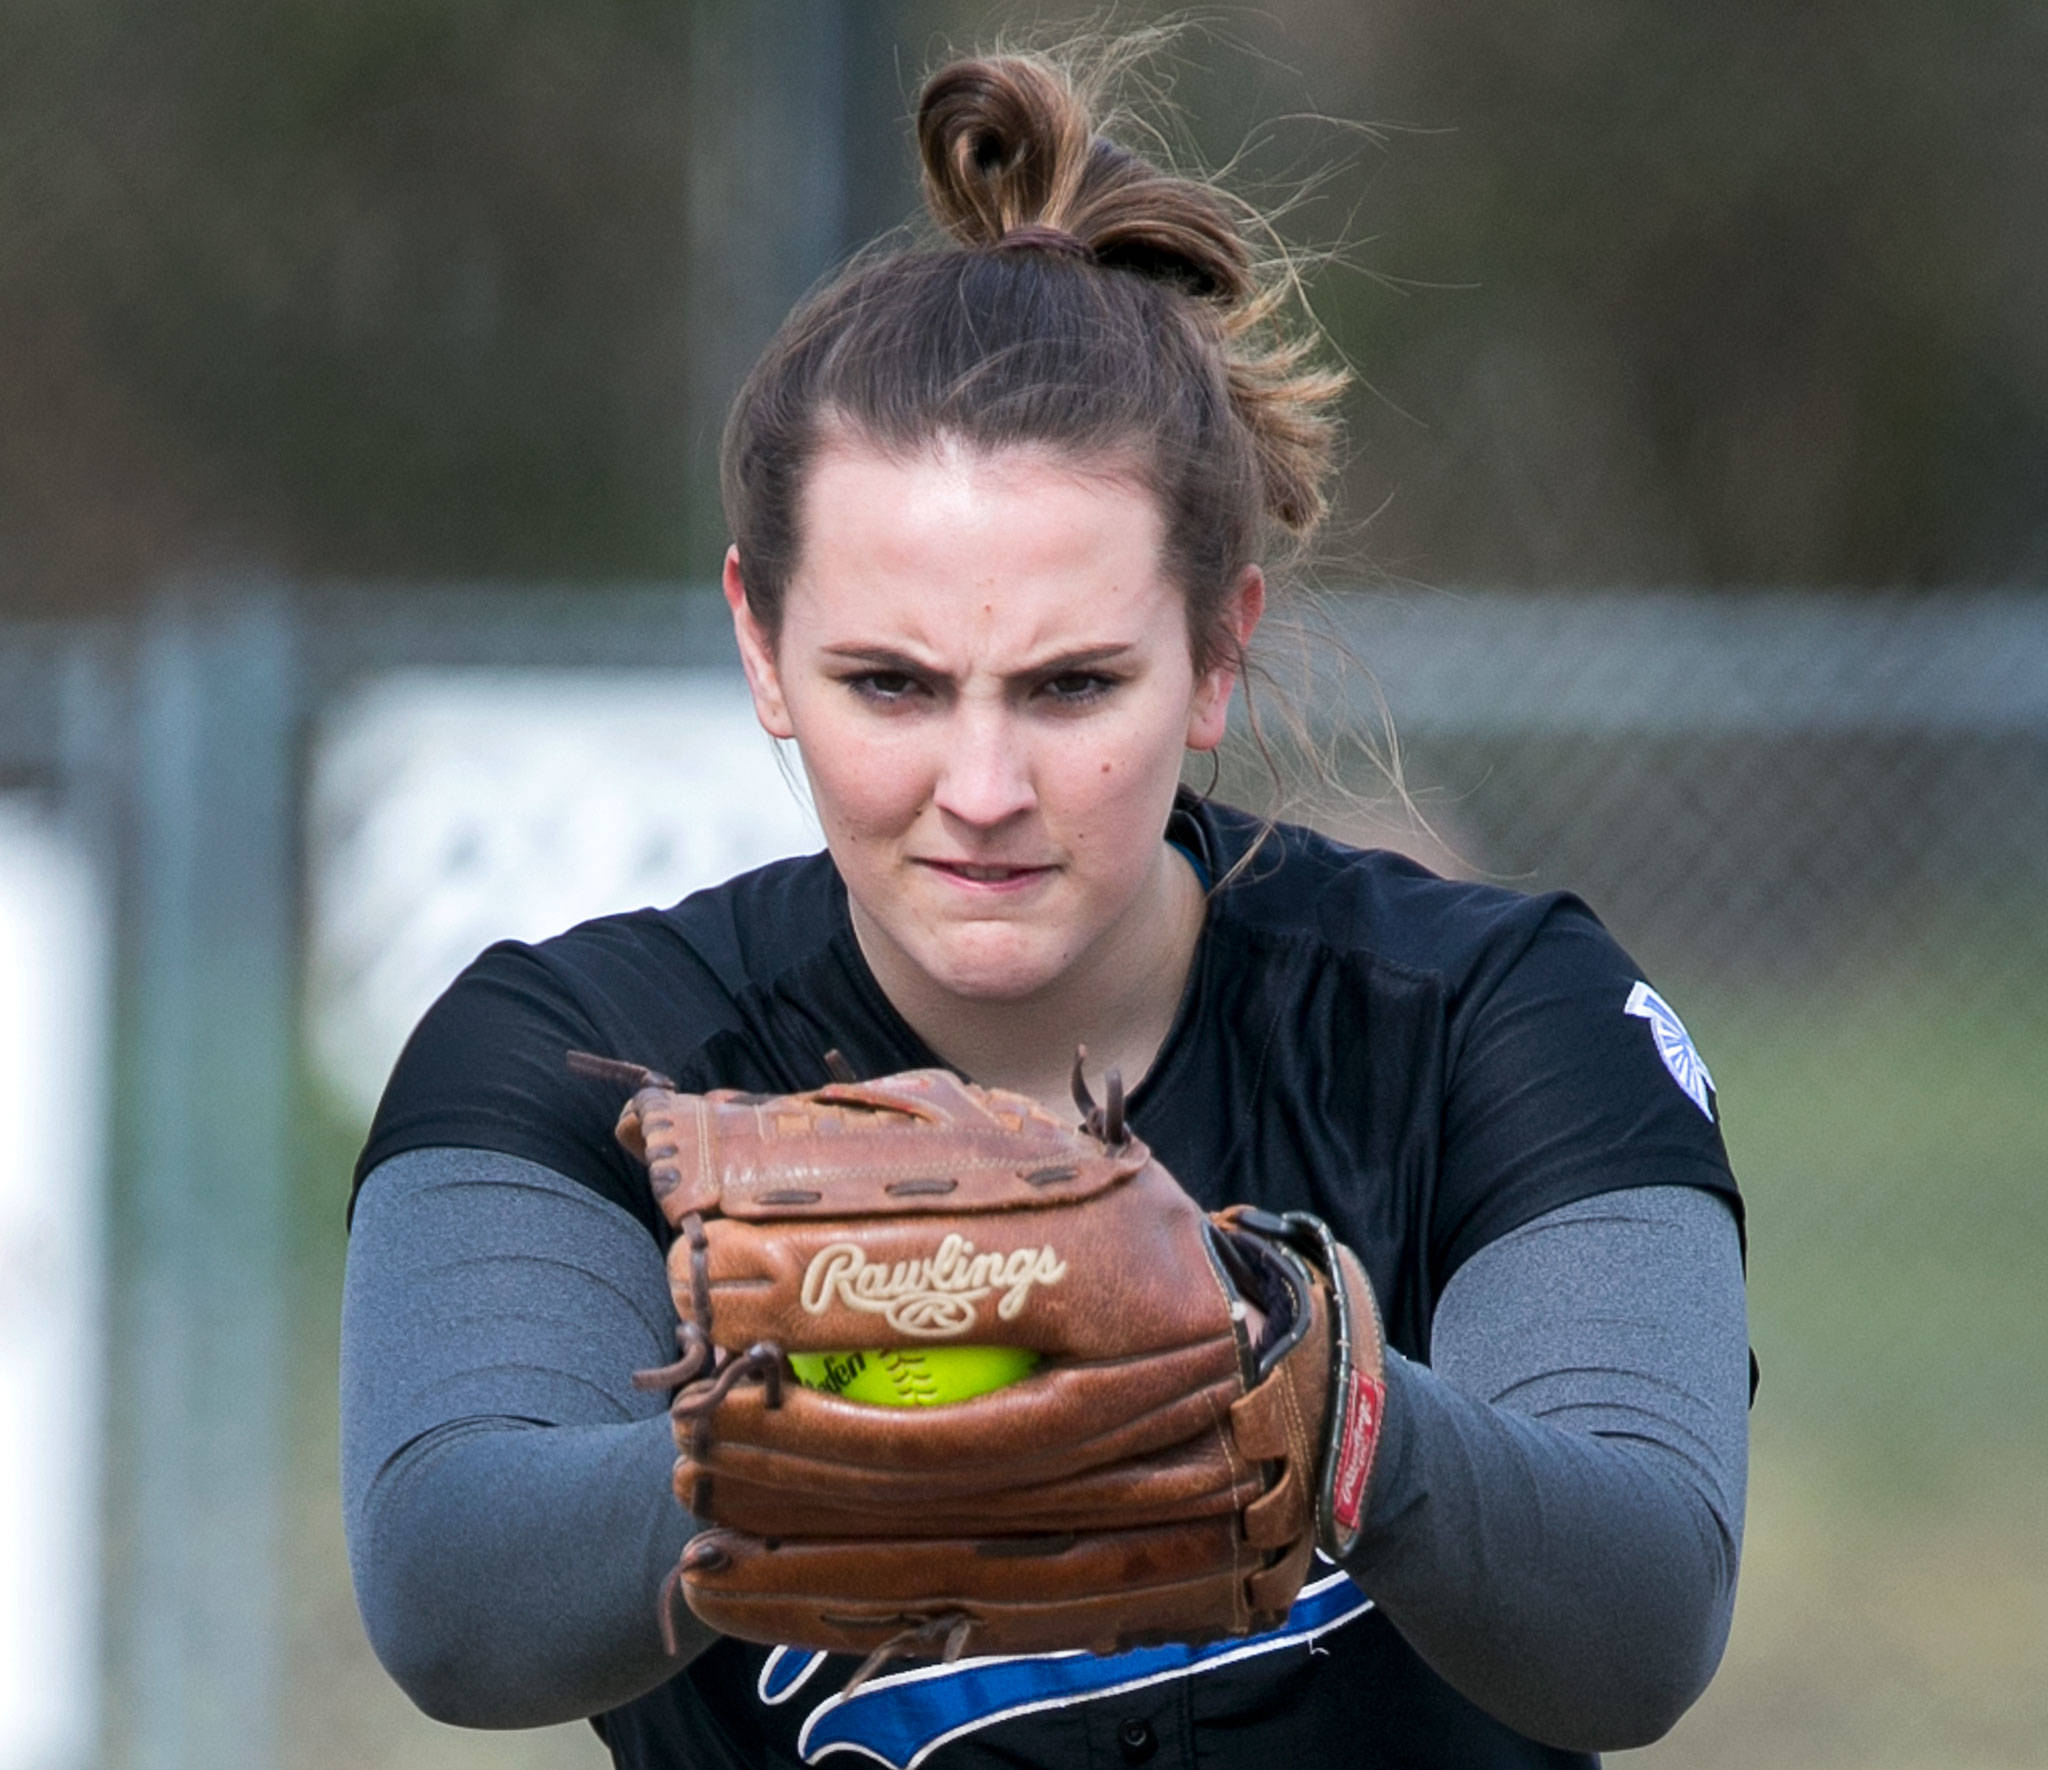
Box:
[0,803,105,1770]
[305,670,819,1120]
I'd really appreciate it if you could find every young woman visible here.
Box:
[342,48,1749,1770]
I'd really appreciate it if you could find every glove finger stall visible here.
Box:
[624,1071,1149,1220]
[680,1518,1273,1657]
[680,1431,1264,1538]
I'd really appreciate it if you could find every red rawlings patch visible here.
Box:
[1331,1367,1386,1532]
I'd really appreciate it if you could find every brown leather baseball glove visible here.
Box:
[567,1050,1387,1683]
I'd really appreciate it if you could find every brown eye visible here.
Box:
[847,671,924,703]
[1040,672,1116,706]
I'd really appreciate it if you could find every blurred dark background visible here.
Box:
[6,0,2045,614]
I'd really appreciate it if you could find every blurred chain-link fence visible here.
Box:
[0,583,2042,1769]
[1317,592,2048,1016]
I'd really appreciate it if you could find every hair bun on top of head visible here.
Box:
[720,36,1348,652]
[990,222,1094,262]
[917,53,1252,305]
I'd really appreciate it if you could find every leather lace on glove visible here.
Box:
[567,1050,1387,1687]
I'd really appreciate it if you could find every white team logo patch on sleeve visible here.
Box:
[1624,981,1716,1120]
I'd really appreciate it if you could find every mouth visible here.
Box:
[916,858,1056,890]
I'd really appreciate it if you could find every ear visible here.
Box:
[1185,566,1266,752]
[725,547,795,739]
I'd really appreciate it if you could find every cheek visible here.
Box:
[1043,703,1189,831]
[794,714,932,841]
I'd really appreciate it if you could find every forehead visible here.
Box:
[786,437,1181,651]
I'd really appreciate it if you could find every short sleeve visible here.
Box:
[1429,898,1742,1290]
[349,938,661,1230]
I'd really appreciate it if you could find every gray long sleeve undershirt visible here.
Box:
[341,1150,1748,1749]
[1347,1190,1748,1750]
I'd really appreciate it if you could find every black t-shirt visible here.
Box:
[355,794,1741,1770]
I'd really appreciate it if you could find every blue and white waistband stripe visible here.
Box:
[757,1568,1373,1769]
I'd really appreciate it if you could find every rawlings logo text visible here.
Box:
[800,1235,1068,1337]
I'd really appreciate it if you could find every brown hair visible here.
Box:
[719,45,1348,676]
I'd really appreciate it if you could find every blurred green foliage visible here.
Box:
[1693,982,2048,1489]
[3,0,2044,608]
[4,0,698,597]
[1263,0,2048,589]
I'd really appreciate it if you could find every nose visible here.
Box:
[930,701,1035,830]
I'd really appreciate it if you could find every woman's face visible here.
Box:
[726,438,1258,1005]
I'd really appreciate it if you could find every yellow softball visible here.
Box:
[787,1346,1040,1406]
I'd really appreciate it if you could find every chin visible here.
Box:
[911,929,1072,1004]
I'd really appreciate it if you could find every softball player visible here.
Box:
[341,44,1749,1768]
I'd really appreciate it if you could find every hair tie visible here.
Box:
[990,224,1095,263]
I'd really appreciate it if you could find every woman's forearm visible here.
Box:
[1344,1185,1750,1751]
[341,1148,712,1727]
[354,1412,698,1726]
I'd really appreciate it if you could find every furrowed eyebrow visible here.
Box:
[1024,644,1138,674]
[818,642,1139,678]
[820,645,935,670]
